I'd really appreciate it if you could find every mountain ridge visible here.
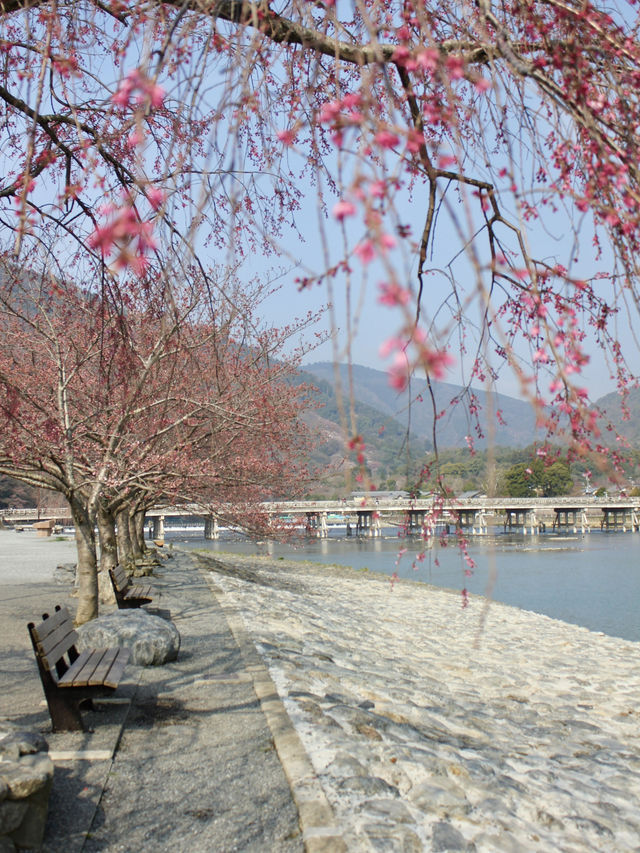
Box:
[303,361,540,449]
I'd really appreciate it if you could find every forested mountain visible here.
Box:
[0,475,38,509]
[3,366,635,505]
[296,369,431,495]
[304,362,539,449]
[300,364,640,496]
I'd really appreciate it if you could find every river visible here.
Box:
[173,527,640,643]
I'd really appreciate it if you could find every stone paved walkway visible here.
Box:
[4,529,640,852]
[0,532,341,852]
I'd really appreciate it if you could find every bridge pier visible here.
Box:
[405,510,425,535]
[503,508,542,534]
[600,505,637,531]
[474,509,488,535]
[527,509,541,535]
[553,507,589,533]
[455,508,488,535]
[150,515,165,542]
[504,508,529,534]
[204,516,219,540]
[356,510,378,536]
[305,511,328,538]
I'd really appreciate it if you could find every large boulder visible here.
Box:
[0,722,53,851]
[77,610,180,666]
[53,562,76,585]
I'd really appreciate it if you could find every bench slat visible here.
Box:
[111,565,128,589]
[90,647,120,685]
[56,650,95,685]
[57,647,125,687]
[101,648,130,688]
[37,631,79,673]
[125,585,152,599]
[63,647,129,688]
[83,647,129,689]
[32,606,75,644]
[34,621,78,661]
[58,649,106,686]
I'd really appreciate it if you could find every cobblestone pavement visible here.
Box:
[196,550,640,853]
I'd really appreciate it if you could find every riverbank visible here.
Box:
[195,549,640,852]
[2,529,639,850]
[181,532,640,642]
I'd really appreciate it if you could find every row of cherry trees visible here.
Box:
[2,0,640,617]
[0,254,316,622]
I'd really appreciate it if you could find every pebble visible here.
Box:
[204,553,640,852]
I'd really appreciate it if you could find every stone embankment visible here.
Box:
[198,551,640,853]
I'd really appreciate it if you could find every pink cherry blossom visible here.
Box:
[388,352,410,390]
[378,281,411,306]
[354,240,376,264]
[277,128,297,146]
[374,130,400,149]
[146,187,166,210]
[332,200,356,220]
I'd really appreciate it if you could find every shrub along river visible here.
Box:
[174,527,640,643]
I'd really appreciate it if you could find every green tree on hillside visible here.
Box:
[504,460,573,498]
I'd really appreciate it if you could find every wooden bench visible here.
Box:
[109,564,153,609]
[28,605,130,732]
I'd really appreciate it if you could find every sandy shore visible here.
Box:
[195,549,640,852]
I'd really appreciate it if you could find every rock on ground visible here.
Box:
[77,609,180,665]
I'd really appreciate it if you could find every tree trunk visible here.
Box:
[97,502,118,605]
[133,507,147,554]
[115,507,133,569]
[71,500,98,624]
[128,505,144,561]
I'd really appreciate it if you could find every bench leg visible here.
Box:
[45,692,85,732]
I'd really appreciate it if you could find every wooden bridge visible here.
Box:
[261,496,640,538]
[3,496,640,539]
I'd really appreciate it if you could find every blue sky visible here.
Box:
[241,186,635,404]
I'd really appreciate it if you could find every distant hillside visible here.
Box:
[297,369,431,492]
[0,475,39,509]
[303,362,539,449]
[593,386,640,445]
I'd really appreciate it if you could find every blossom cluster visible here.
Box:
[88,200,157,276]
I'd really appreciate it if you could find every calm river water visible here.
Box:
[174,528,640,643]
